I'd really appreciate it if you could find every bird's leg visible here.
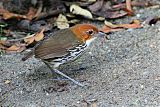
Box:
[42,60,67,80]
[53,69,84,87]
[43,61,84,87]
[43,60,62,80]
[43,61,68,80]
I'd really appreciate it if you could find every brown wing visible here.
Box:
[34,29,81,60]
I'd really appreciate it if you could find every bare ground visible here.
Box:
[0,7,160,107]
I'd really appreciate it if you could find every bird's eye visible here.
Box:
[87,29,94,35]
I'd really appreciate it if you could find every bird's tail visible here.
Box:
[22,51,34,61]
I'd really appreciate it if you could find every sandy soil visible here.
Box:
[0,7,160,107]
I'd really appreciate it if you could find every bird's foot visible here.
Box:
[50,77,69,81]
[43,61,84,87]
[53,69,84,87]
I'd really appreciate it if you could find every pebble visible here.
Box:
[0,88,2,93]
[136,14,141,18]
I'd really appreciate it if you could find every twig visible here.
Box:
[34,0,43,18]
[34,9,65,21]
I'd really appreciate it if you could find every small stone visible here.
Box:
[46,93,49,96]
[88,52,92,55]
[127,28,133,32]
[136,14,141,18]
[20,90,23,94]
[140,85,144,89]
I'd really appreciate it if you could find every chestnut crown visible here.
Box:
[70,24,99,42]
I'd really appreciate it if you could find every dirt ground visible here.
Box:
[0,7,160,107]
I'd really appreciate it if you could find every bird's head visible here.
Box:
[70,24,106,45]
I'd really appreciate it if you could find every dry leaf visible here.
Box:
[126,0,134,15]
[6,44,26,52]
[0,40,7,45]
[3,12,15,19]
[0,44,6,49]
[6,45,21,51]
[0,8,8,15]
[56,14,69,29]
[0,7,37,20]
[68,19,80,24]
[4,80,11,84]
[104,20,141,29]
[34,28,45,41]
[102,20,142,33]
[88,0,127,19]
[0,7,27,20]
[34,1,43,19]
[92,9,127,19]
[24,37,35,45]
[24,34,35,45]
[24,28,45,45]
[112,1,152,9]
[88,0,104,12]
[95,17,105,21]
[101,26,123,33]
[70,4,93,19]
[118,20,141,28]
[3,12,27,20]
[26,7,37,20]
[104,21,119,28]
[81,0,96,2]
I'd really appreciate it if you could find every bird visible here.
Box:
[22,24,106,86]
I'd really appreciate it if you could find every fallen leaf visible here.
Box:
[6,45,21,51]
[3,12,27,20]
[88,1,127,19]
[4,80,11,84]
[102,20,142,33]
[118,21,141,29]
[0,7,37,20]
[24,28,45,45]
[0,44,6,49]
[0,8,8,15]
[68,19,80,24]
[26,7,37,20]
[56,14,69,29]
[104,21,119,28]
[101,26,123,33]
[104,20,141,29]
[34,28,45,41]
[88,0,104,12]
[34,1,43,19]
[112,1,153,9]
[0,40,7,45]
[92,9,127,19]
[6,43,26,52]
[81,0,96,2]
[70,4,93,19]
[24,36,35,45]
[0,7,27,20]
[94,17,105,21]
[125,0,134,15]
[24,34,35,45]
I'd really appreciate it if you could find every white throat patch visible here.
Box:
[85,37,97,46]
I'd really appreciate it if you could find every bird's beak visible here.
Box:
[97,31,109,40]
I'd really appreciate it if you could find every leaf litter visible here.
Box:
[0,0,159,53]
